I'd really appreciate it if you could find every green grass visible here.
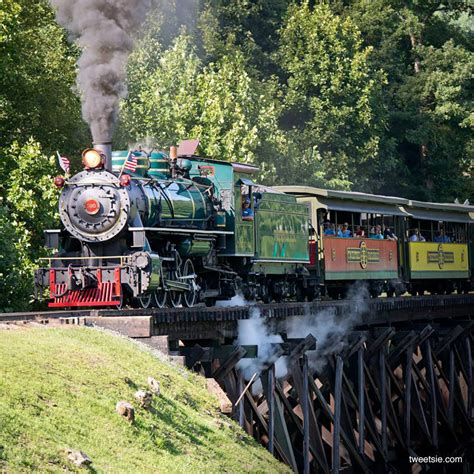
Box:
[0,326,289,473]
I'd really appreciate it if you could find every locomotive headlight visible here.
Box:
[82,148,104,169]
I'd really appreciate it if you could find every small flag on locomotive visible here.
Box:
[123,152,138,173]
[56,151,70,174]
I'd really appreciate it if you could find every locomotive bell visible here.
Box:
[177,158,192,172]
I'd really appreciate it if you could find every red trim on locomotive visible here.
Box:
[48,268,122,308]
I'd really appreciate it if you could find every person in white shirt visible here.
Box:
[409,228,425,242]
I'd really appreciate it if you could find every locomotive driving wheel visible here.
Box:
[152,268,167,308]
[168,279,182,307]
[137,293,152,309]
[153,287,167,308]
[167,257,182,308]
[182,259,198,307]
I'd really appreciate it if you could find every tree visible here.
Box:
[0,0,87,156]
[198,0,291,76]
[192,51,281,164]
[0,0,81,309]
[277,1,387,190]
[396,40,473,200]
[345,0,473,201]
[0,140,59,310]
[118,34,282,169]
[0,205,23,311]
[118,34,200,147]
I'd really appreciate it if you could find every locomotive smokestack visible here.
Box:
[93,141,112,171]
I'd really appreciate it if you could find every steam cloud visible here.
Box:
[287,282,369,372]
[216,293,248,308]
[50,0,152,142]
[237,283,370,383]
[237,308,288,381]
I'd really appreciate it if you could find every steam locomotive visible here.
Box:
[35,140,312,308]
[34,140,474,308]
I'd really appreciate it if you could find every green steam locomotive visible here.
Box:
[35,140,312,308]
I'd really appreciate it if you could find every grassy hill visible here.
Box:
[0,325,288,473]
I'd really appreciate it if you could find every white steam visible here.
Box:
[287,282,369,372]
[237,307,288,383]
[50,0,152,142]
[216,293,248,308]
[236,283,370,383]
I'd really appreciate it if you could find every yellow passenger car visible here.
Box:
[403,200,473,294]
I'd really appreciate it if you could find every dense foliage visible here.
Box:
[0,141,58,310]
[0,0,84,309]
[118,0,472,199]
[0,0,472,309]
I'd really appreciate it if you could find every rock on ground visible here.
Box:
[115,401,135,422]
[67,449,92,466]
[147,376,160,395]
[134,390,153,408]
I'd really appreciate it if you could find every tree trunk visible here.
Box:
[409,33,421,74]
[409,31,429,191]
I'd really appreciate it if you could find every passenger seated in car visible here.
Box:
[337,223,351,238]
[409,228,426,242]
[383,226,398,241]
[323,222,336,236]
[371,225,384,240]
[434,229,451,243]
[355,226,365,237]
[242,198,254,221]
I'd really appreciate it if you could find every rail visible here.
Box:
[1,293,472,326]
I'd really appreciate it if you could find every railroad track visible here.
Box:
[1,294,473,334]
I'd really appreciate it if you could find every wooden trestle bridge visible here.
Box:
[2,294,473,472]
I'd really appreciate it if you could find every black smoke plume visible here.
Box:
[50,0,152,142]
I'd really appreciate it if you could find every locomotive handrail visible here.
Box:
[39,255,133,265]
[130,226,234,235]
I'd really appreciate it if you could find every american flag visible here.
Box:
[123,152,138,172]
[56,151,70,174]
